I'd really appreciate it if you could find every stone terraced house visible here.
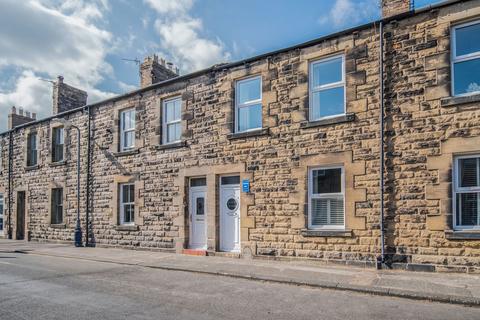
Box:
[1,0,480,273]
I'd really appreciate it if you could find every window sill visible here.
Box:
[227,128,269,140]
[49,160,66,167]
[300,113,355,129]
[113,149,140,157]
[115,225,138,232]
[155,140,187,150]
[25,164,40,171]
[440,94,480,107]
[301,229,352,237]
[50,224,66,229]
[445,230,480,240]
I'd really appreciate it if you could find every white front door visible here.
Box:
[220,176,241,252]
[189,184,207,249]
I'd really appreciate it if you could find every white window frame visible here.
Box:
[453,154,480,230]
[309,54,346,121]
[0,193,4,234]
[119,183,135,226]
[162,96,182,145]
[235,76,263,133]
[308,165,345,230]
[451,20,480,97]
[120,108,136,152]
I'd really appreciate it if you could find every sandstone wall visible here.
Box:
[0,0,479,271]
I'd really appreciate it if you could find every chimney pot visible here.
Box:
[57,75,64,83]
[8,105,36,129]
[32,112,37,120]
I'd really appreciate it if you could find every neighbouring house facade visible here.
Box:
[1,0,480,272]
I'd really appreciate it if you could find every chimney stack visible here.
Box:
[140,54,179,88]
[382,0,412,18]
[52,75,88,115]
[8,106,36,129]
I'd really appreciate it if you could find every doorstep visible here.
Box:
[182,249,207,256]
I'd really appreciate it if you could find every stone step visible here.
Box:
[182,249,207,256]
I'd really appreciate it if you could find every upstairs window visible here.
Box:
[52,127,64,163]
[452,20,480,96]
[51,188,63,225]
[162,97,182,144]
[120,108,135,151]
[309,55,345,120]
[308,166,345,229]
[119,183,135,225]
[235,76,262,133]
[27,132,38,167]
[454,155,480,230]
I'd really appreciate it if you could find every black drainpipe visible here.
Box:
[377,20,386,269]
[7,130,13,239]
[85,105,92,246]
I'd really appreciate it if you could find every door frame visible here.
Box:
[219,175,241,252]
[188,178,207,249]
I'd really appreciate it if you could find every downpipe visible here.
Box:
[74,124,82,247]
[377,20,386,270]
[7,131,13,239]
[85,106,92,247]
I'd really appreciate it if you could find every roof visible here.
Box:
[0,0,465,136]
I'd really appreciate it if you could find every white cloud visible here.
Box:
[145,0,230,72]
[0,71,52,120]
[319,0,379,28]
[0,0,115,131]
[144,0,193,14]
[118,81,138,93]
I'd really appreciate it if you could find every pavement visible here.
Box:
[3,253,479,319]
[1,239,480,307]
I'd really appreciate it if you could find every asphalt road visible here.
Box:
[0,253,478,320]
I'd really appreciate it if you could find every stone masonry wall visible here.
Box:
[0,0,479,271]
[85,25,383,260]
[0,134,8,238]
[383,1,480,271]
[3,110,90,242]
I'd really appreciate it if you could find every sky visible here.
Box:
[0,0,443,132]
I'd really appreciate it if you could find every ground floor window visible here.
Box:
[51,188,63,224]
[119,183,135,225]
[0,193,3,233]
[308,166,345,229]
[454,155,480,229]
